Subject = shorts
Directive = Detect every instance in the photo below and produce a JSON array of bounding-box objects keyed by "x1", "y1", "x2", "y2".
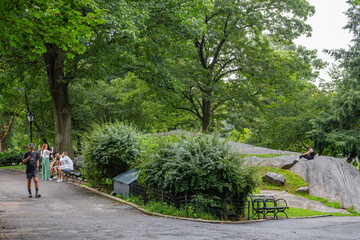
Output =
[
  {"x1": 26, "y1": 169, "x2": 39, "y2": 179},
  {"x1": 60, "y1": 168, "x2": 72, "y2": 173}
]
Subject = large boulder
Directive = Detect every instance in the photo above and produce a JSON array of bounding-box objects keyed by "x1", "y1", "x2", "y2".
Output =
[
  {"x1": 243, "y1": 155, "x2": 298, "y2": 169},
  {"x1": 290, "y1": 156, "x2": 360, "y2": 212},
  {"x1": 262, "y1": 172, "x2": 286, "y2": 186}
]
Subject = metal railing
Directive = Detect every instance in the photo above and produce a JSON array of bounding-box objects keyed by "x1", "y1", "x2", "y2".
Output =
[{"x1": 130, "y1": 182, "x2": 249, "y2": 221}]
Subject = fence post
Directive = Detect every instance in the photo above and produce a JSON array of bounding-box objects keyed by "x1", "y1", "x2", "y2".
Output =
[
  {"x1": 185, "y1": 195, "x2": 188, "y2": 218},
  {"x1": 161, "y1": 191, "x2": 164, "y2": 201},
  {"x1": 248, "y1": 200, "x2": 250, "y2": 220}
]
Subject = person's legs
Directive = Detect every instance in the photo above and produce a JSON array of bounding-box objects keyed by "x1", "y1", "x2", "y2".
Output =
[
  {"x1": 27, "y1": 178, "x2": 32, "y2": 197},
  {"x1": 303, "y1": 155, "x2": 313, "y2": 160},
  {"x1": 58, "y1": 168, "x2": 63, "y2": 182},
  {"x1": 42, "y1": 157, "x2": 51, "y2": 180},
  {"x1": 50, "y1": 161, "x2": 55, "y2": 177},
  {"x1": 33, "y1": 177, "x2": 41, "y2": 198}
]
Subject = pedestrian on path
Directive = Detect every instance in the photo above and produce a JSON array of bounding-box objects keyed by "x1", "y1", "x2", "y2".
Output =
[
  {"x1": 41, "y1": 143, "x2": 52, "y2": 180},
  {"x1": 22, "y1": 142, "x2": 41, "y2": 198}
]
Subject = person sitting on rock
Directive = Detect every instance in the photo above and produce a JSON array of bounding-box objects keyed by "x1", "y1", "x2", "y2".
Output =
[{"x1": 294, "y1": 146, "x2": 316, "y2": 163}]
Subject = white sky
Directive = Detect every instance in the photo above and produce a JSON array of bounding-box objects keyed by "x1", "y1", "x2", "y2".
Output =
[{"x1": 294, "y1": 0, "x2": 353, "y2": 83}]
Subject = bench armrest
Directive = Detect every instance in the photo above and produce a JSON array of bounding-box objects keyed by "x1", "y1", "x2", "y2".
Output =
[{"x1": 275, "y1": 198, "x2": 288, "y2": 208}]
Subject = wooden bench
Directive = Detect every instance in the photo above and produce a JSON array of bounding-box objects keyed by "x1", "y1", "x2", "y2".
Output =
[
  {"x1": 250, "y1": 194, "x2": 289, "y2": 219},
  {"x1": 65, "y1": 161, "x2": 85, "y2": 184}
]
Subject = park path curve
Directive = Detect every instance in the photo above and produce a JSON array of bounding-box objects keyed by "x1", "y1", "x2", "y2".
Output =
[{"x1": 1, "y1": 169, "x2": 360, "y2": 239}]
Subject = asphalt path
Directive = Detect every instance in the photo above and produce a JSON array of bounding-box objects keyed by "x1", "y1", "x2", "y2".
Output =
[{"x1": 1, "y1": 169, "x2": 360, "y2": 240}]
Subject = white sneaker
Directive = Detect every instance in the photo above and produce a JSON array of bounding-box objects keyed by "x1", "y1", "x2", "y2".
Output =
[
  {"x1": 56, "y1": 179, "x2": 63, "y2": 183},
  {"x1": 53, "y1": 176, "x2": 58, "y2": 180}
]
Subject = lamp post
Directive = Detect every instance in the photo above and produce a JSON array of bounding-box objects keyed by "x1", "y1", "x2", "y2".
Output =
[{"x1": 26, "y1": 111, "x2": 35, "y2": 143}]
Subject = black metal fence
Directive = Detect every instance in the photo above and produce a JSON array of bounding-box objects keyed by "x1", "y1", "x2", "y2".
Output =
[{"x1": 129, "y1": 182, "x2": 249, "y2": 221}]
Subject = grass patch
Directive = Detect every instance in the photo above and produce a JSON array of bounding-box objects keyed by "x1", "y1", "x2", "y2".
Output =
[
  {"x1": 286, "y1": 207, "x2": 334, "y2": 217},
  {"x1": 125, "y1": 196, "x2": 219, "y2": 220},
  {"x1": 296, "y1": 193, "x2": 342, "y2": 209},
  {"x1": 253, "y1": 166, "x2": 307, "y2": 193},
  {"x1": 0, "y1": 164, "x2": 26, "y2": 171}
]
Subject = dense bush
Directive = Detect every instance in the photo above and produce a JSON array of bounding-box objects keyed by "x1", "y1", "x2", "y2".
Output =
[
  {"x1": 137, "y1": 133, "x2": 256, "y2": 217},
  {"x1": 0, "y1": 151, "x2": 23, "y2": 166},
  {"x1": 83, "y1": 121, "x2": 142, "y2": 186}
]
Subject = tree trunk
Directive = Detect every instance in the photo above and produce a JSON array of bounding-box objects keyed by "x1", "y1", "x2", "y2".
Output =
[
  {"x1": 43, "y1": 44, "x2": 74, "y2": 158},
  {"x1": 202, "y1": 99, "x2": 211, "y2": 132},
  {"x1": 0, "y1": 116, "x2": 14, "y2": 152},
  {"x1": 0, "y1": 140, "x2": 5, "y2": 152}
]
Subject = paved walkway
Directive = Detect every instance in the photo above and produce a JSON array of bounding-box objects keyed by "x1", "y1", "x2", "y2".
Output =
[{"x1": 1, "y1": 169, "x2": 360, "y2": 240}]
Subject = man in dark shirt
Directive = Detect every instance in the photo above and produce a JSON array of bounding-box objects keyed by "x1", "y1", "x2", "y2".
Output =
[
  {"x1": 294, "y1": 146, "x2": 316, "y2": 163},
  {"x1": 23, "y1": 142, "x2": 41, "y2": 198}
]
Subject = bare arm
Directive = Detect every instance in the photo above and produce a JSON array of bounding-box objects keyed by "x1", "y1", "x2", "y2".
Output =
[
  {"x1": 22, "y1": 154, "x2": 31, "y2": 164},
  {"x1": 300, "y1": 149, "x2": 313, "y2": 157}
]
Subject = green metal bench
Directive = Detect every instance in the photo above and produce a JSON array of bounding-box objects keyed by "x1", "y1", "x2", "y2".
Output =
[
  {"x1": 65, "y1": 161, "x2": 85, "y2": 184},
  {"x1": 250, "y1": 194, "x2": 289, "y2": 219}
]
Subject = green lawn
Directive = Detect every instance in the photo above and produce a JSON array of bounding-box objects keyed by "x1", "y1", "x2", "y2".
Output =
[{"x1": 0, "y1": 164, "x2": 26, "y2": 171}]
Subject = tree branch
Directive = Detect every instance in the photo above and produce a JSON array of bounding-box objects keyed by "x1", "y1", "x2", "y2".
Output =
[{"x1": 209, "y1": 12, "x2": 231, "y2": 70}]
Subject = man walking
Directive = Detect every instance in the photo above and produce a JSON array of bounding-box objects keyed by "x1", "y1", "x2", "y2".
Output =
[{"x1": 22, "y1": 143, "x2": 41, "y2": 198}]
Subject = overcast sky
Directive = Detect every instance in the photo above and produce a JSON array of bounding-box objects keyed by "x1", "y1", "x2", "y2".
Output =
[{"x1": 294, "y1": 0, "x2": 353, "y2": 83}]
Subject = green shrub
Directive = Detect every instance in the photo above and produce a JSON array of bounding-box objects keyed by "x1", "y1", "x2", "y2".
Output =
[
  {"x1": 137, "y1": 133, "x2": 256, "y2": 217},
  {"x1": 83, "y1": 121, "x2": 142, "y2": 186},
  {"x1": 0, "y1": 151, "x2": 23, "y2": 166}
]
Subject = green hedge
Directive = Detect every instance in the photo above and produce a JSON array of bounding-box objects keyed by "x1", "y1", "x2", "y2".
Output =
[
  {"x1": 0, "y1": 151, "x2": 23, "y2": 166},
  {"x1": 83, "y1": 121, "x2": 142, "y2": 186},
  {"x1": 137, "y1": 133, "x2": 256, "y2": 217}
]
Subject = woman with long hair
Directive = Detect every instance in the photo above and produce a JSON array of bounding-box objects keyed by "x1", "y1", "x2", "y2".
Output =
[{"x1": 40, "y1": 143, "x2": 52, "y2": 180}]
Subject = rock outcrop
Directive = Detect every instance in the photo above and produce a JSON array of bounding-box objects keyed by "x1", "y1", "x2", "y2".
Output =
[
  {"x1": 227, "y1": 141, "x2": 360, "y2": 212},
  {"x1": 290, "y1": 156, "x2": 360, "y2": 212}
]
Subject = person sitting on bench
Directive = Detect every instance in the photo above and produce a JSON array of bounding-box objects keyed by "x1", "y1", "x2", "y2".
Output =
[
  {"x1": 57, "y1": 152, "x2": 73, "y2": 182},
  {"x1": 294, "y1": 146, "x2": 316, "y2": 163}
]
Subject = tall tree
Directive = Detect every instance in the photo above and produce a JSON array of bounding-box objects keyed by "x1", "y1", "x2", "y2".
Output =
[
  {"x1": 309, "y1": 2, "x2": 360, "y2": 162},
  {"x1": 139, "y1": 0, "x2": 316, "y2": 132},
  {"x1": 0, "y1": 0, "x2": 104, "y2": 156},
  {"x1": 1, "y1": 0, "x2": 210, "y2": 156}
]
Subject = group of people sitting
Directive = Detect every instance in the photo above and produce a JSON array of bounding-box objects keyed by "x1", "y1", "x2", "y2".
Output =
[{"x1": 39, "y1": 143, "x2": 73, "y2": 182}]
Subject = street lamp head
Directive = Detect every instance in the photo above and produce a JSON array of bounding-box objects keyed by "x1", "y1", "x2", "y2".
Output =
[{"x1": 26, "y1": 111, "x2": 35, "y2": 123}]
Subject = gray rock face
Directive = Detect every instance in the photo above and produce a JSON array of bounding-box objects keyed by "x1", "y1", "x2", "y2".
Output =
[
  {"x1": 262, "y1": 172, "x2": 286, "y2": 186},
  {"x1": 243, "y1": 152, "x2": 360, "y2": 212},
  {"x1": 243, "y1": 155, "x2": 299, "y2": 169},
  {"x1": 296, "y1": 187, "x2": 309, "y2": 193},
  {"x1": 227, "y1": 142, "x2": 298, "y2": 155},
  {"x1": 290, "y1": 156, "x2": 360, "y2": 212}
]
